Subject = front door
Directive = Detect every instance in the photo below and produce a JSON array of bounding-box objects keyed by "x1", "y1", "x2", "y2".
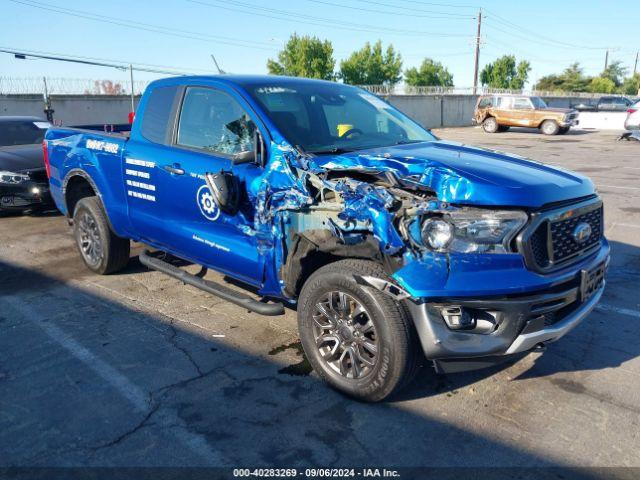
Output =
[{"x1": 126, "y1": 84, "x2": 265, "y2": 287}]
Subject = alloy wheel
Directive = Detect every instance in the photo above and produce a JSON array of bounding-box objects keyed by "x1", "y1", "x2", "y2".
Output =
[
  {"x1": 312, "y1": 291, "x2": 378, "y2": 379},
  {"x1": 77, "y1": 211, "x2": 103, "y2": 266}
]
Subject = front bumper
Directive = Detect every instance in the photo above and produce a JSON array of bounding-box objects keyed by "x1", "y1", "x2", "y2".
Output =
[
  {"x1": 559, "y1": 118, "x2": 579, "y2": 127},
  {"x1": 402, "y1": 243, "x2": 609, "y2": 368},
  {"x1": 0, "y1": 181, "x2": 52, "y2": 211}
]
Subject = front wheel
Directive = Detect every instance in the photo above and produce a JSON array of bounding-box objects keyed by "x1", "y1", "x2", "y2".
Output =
[
  {"x1": 73, "y1": 196, "x2": 130, "y2": 275},
  {"x1": 297, "y1": 259, "x2": 421, "y2": 402},
  {"x1": 482, "y1": 117, "x2": 499, "y2": 133},
  {"x1": 540, "y1": 120, "x2": 560, "y2": 135}
]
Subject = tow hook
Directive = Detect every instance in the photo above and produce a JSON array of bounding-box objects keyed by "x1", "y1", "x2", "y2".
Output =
[{"x1": 533, "y1": 343, "x2": 547, "y2": 352}]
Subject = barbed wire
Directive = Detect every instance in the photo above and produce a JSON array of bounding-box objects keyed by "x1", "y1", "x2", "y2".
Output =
[
  {"x1": 0, "y1": 76, "x2": 604, "y2": 98},
  {"x1": 0, "y1": 77, "x2": 151, "y2": 95}
]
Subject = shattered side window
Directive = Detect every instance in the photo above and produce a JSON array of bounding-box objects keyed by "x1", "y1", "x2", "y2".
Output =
[{"x1": 177, "y1": 87, "x2": 255, "y2": 156}]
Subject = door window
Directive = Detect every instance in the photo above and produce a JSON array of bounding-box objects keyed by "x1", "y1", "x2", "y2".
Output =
[
  {"x1": 513, "y1": 98, "x2": 532, "y2": 110},
  {"x1": 177, "y1": 87, "x2": 255, "y2": 156}
]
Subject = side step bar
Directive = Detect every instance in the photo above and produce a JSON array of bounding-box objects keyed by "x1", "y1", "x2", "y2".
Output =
[{"x1": 139, "y1": 250, "x2": 285, "y2": 316}]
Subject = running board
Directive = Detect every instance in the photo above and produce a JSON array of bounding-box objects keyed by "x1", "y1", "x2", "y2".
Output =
[{"x1": 139, "y1": 250, "x2": 285, "y2": 316}]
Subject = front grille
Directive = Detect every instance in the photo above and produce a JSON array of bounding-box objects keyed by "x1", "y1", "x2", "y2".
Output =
[
  {"x1": 529, "y1": 223, "x2": 550, "y2": 267},
  {"x1": 521, "y1": 199, "x2": 603, "y2": 272},
  {"x1": 550, "y1": 206, "x2": 602, "y2": 263}
]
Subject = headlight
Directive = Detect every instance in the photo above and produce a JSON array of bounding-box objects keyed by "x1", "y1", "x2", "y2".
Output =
[
  {"x1": 0, "y1": 171, "x2": 30, "y2": 185},
  {"x1": 421, "y1": 209, "x2": 528, "y2": 254},
  {"x1": 421, "y1": 218, "x2": 454, "y2": 250}
]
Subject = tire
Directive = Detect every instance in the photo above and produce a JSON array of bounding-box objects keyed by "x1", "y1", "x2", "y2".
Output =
[
  {"x1": 298, "y1": 259, "x2": 421, "y2": 402},
  {"x1": 482, "y1": 117, "x2": 499, "y2": 133},
  {"x1": 540, "y1": 120, "x2": 560, "y2": 135},
  {"x1": 73, "y1": 196, "x2": 130, "y2": 275},
  {"x1": 497, "y1": 125, "x2": 511, "y2": 132},
  {"x1": 558, "y1": 126, "x2": 570, "y2": 135}
]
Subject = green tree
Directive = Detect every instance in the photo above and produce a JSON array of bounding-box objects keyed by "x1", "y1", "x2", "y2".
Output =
[
  {"x1": 340, "y1": 41, "x2": 403, "y2": 86},
  {"x1": 480, "y1": 55, "x2": 531, "y2": 89},
  {"x1": 587, "y1": 76, "x2": 616, "y2": 93},
  {"x1": 536, "y1": 63, "x2": 591, "y2": 92},
  {"x1": 404, "y1": 58, "x2": 453, "y2": 87},
  {"x1": 601, "y1": 60, "x2": 627, "y2": 87},
  {"x1": 267, "y1": 33, "x2": 335, "y2": 80},
  {"x1": 620, "y1": 73, "x2": 640, "y2": 96}
]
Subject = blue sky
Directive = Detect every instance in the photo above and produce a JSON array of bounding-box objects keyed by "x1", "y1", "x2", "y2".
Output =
[{"x1": 0, "y1": 0, "x2": 637, "y2": 88}]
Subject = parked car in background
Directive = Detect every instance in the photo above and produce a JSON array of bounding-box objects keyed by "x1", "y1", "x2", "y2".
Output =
[
  {"x1": 572, "y1": 96, "x2": 634, "y2": 112},
  {"x1": 474, "y1": 95, "x2": 579, "y2": 135},
  {"x1": 45, "y1": 76, "x2": 608, "y2": 401},
  {"x1": 624, "y1": 99, "x2": 640, "y2": 130},
  {"x1": 0, "y1": 116, "x2": 55, "y2": 214}
]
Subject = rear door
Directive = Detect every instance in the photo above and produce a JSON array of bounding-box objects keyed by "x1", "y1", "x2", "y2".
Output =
[{"x1": 510, "y1": 97, "x2": 536, "y2": 127}]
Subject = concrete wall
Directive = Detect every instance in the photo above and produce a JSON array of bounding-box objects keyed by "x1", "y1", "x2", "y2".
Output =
[
  {"x1": 0, "y1": 93, "x2": 620, "y2": 130},
  {"x1": 0, "y1": 94, "x2": 140, "y2": 125},
  {"x1": 384, "y1": 94, "x2": 479, "y2": 129}
]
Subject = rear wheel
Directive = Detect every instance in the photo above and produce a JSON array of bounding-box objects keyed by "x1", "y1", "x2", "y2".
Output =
[
  {"x1": 540, "y1": 120, "x2": 560, "y2": 135},
  {"x1": 73, "y1": 197, "x2": 130, "y2": 275},
  {"x1": 482, "y1": 117, "x2": 499, "y2": 133},
  {"x1": 298, "y1": 259, "x2": 421, "y2": 402}
]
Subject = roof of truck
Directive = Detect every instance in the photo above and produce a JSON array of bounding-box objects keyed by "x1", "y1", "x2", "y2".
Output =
[{"x1": 148, "y1": 74, "x2": 345, "y2": 89}]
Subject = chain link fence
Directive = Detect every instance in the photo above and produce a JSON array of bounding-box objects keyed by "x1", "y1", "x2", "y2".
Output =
[{"x1": 358, "y1": 84, "x2": 603, "y2": 98}]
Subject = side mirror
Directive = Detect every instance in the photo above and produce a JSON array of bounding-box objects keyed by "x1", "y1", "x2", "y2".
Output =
[
  {"x1": 204, "y1": 171, "x2": 240, "y2": 215},
  {"x1": 254, "y1": 129, "x2": 266, "y2": 168},
  {"x1": 231, "y1": 130, "x2": 266, "y2": 166}
]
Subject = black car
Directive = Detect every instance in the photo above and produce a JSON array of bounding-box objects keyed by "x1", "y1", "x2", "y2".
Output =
[
  {"x1": 0, "y1": 116, "x2": 55, "y2": 213},
  {"x1": 572, "y1": 96, "x2": 634, "y2": 112}
]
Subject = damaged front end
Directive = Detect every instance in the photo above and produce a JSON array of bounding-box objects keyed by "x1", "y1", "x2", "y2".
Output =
[{"x1": 248, "y1": 138, "x2": 608, "y2": 370}]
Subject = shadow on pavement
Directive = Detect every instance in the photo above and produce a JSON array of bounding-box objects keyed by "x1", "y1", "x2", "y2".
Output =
[{"x1": 0, "y1": 253, "x2": 635, "y2": 477}]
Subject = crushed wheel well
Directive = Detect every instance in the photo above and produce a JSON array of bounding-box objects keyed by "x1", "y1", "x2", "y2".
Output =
[
  {"x1": 281, "y1": 230, "x2": 385, "y2": 298},
  {"x1": 65, "y1": 175, "x2": 96, "y2": 217}
]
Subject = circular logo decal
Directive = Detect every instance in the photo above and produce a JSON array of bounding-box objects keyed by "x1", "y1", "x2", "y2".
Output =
[{"x1": 196, "y1": 185, "x2": 220, "y2": 221}]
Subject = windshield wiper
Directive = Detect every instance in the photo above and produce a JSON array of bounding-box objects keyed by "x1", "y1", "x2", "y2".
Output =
[
  {"x1": 307, "y1": 147, "x2": 357, "y2": 155},
  {"x1": 393, "y1": 139, "x2": 426, "y2": 146}
]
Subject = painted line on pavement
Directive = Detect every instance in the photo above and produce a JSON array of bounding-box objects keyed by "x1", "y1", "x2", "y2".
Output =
[
  {"x1": 597, "y1": 303, "x2": 640, "y2": 319},
  {"x1": 3, "y1": 295, "x2": 225, "y2": 465}
]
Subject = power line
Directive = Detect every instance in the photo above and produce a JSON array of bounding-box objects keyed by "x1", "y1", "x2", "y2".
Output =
[
  {"x1": 8, "y1": 0, "x2": 279, "y2": 51},
  {"x1": 390, "y1": 0, "x2": 477, "y2": 8},
  {"x1": 483, "y1": 8, "x2": 610, "y2": 51},
  {"x1": 304, "y1": 0, "x2": 475, "y2": 18},
  {"x1": 187, "y1": 0, "x2": 471, "y2": 37},
  {"x1": 0, "y1": 47, "x2": 205, "y2": 76}
]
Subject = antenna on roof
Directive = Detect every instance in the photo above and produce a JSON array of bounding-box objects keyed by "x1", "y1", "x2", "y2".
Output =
[{"x1": 210, "y1": 54, "x2": 225, "y2": 74}]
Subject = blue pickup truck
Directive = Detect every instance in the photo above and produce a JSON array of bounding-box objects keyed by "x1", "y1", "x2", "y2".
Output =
[{"x1": 44, "y1": 75, "x2": 609, "y2": 401}]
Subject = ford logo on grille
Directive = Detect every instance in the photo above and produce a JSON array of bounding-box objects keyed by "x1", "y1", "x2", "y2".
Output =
[{"x1": 572, "y1": 222, "x2": 592, "y2": 243}]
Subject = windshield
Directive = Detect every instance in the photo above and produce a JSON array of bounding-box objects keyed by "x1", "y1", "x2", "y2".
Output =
[
  {"x1": 530, "y1": 97, "x2": 547, "y2": 109},
  {"x1": 245, "y1": 82, "x2": 435, "y2": 154},
  {"x1": 0, "y1": 120, "x2": 50, "y2": 147}
]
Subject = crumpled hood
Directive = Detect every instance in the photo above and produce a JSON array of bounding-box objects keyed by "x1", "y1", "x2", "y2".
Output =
[
  {"x1": 310, "y1": 140, "x2": 595, "y2": 208},
  {"x1": 0, "y1": 144, "x2": 44, "y2": 173}
]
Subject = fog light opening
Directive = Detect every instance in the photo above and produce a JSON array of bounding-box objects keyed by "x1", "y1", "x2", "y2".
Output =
[
  {"x1": 440, "y1": 306, "x2": 498, "y2": 333},
  {"x1": 440, "y1": 306, "x2": 475, "y2": 330}
]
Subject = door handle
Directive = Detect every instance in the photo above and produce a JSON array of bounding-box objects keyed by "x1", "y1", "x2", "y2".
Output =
[{"x1": 163, "y1": 164, "x2": 185, "y2": 175}]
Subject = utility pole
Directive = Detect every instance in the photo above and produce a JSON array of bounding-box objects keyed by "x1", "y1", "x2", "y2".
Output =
[
  {"x1": 472, "y1": 8, "x2": 482, "y2": 95},
  {"x1": 634, "y1": 51, "x2": 638, "y2": 76},
  {"x1": 42, "y1": 76, "x2": 54, "y2": 122},
  {"x1": 604, "y1": 49, "x2": 609, "y2": 71},
  {"x1": 129, "y1": 64, "x2": 135, "y2": 113},
  {"x1": 128, "y1": 64, "x2": 136, "y2": 124}
]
